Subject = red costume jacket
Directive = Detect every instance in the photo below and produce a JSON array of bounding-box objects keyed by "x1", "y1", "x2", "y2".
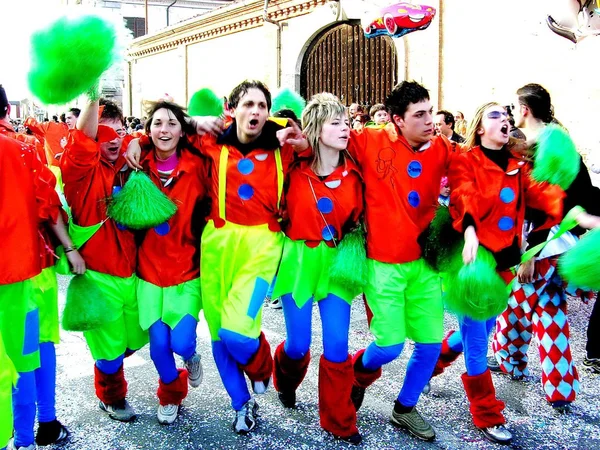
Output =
[
  {"x1": 448, "y1": 145, "x2": 564, "y2": 252},
  {"x1": 61, "y1": 130, "x2": 137, "y2": 278},
  {"x1": 282, "y1": 158, "x2": 363, "y2": 247},
  {"x1": 137, "y1": 148, "x2": 209, "y2": 287},
  {"x1": 24, "y1": 117, "x2": 68, "y2": 167},
  {"x1": 347, "y1": 125, "x2": 454, "y2": 264}
]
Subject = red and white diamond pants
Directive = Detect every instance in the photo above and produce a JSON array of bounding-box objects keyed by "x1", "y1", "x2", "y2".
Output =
[{"x1": 492, "y1": 257, "x2": 580, "y2": 403}]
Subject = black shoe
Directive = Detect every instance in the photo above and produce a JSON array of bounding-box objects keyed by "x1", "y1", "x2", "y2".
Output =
[
  {"x1": 35, "y1": 419, "x2": 70, "y2": 446},
  {"x1": 551, "y1": 401, "x2": 572, "y2": 414},
  {"x1": 351, "y1": 385, "x2": 366, "y2": 412},
  {"x1": 487, "y1": 355, "x2": 501, "y2": 372},
  {"x1": 278, "y1": 391, "x2": 296, "y2": 408},
  {"x1": 334, "y1": 432, "x2": 362, "y2": 445}
]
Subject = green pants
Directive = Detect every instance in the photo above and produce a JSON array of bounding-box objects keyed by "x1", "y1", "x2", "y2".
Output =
[
  {"x1": 201, "y1": 220, "x2": 283, "y2": 340},
  {"x1": 32, "y1": 267, "x2": 60, "y2": 344},
  {"x1": 82, "y1": 270, "x2": 148, "y2": 361},
  {"x1": 0, "y1": 333, "x2": 16, "y2": 449},
  {"x1": 365, "y1": 258, "x2": 444, "y2": 346},
  {"x1": 0, "y1": 280, "x2": 40, "y2": 372}
]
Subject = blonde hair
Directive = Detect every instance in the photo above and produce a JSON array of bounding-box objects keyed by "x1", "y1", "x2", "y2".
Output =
[
  {"x1": 463, "y1": 102, "x2": 501, "y2": 150},
  {"x1": 301, "y1": 93, "x2": 348, "y2": 172}
]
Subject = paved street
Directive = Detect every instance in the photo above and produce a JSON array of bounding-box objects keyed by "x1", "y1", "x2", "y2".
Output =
[{"x1": 52, "y1": 275, "x2": 600, "y2": 450}]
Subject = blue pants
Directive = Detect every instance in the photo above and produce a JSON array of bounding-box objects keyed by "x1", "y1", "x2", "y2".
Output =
[
  {"x1": 362, "y1": 340, "x2": 441, "y2": 407},
  {"x1": 448, "y1": 316, "x2": 496, "y2": 376},
  {"x1": 149, "y1": 315, "x2": 198, "y2": 384},
  {"x1": 35, "y1": 342, "x2": 56, "y2": 423},
  {"x1": 281, "y1": 293, "x2": 350, "y2": 363},
  {"x1": 13, "y1": 371, "x2": 36, "y2": 448}
]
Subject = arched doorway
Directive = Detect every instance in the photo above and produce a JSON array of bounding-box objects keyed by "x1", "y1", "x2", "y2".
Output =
[{"x1": 301, "y1": 22, "x2": 398, "y2": 106}]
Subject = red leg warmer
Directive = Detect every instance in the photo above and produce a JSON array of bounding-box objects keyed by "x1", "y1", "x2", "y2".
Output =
[
  {"x1": 461, "y1": 369, "x2": 506, "y2": 428},
  {"x1": 94, "y1": 364, "x2": 127, "y2": 405},
  {"x1": 319, "y1": 355, "x2": 359, "y2": 438},
  {"x1": 157, "y1": 369, "x2": 189, "y2": 406},
  {"x1": 352, "y1": 349, "x2": 382, "y2": 388},
  {"x1": 431, "y1": 330, "x2": 461, "y2": 377},
  {"x1": 273, "y1": 341, "x2": 311, "y2": 393},
  {"x1": 240, "y1": 332, "x2": 273, "y2": 382}
]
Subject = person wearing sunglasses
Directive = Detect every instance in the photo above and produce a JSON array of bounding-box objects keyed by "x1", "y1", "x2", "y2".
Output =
[
  {"x1": 492, "y1": 83, "x2": 600, "y2": 413},
  {"x1": 428, "y1": 102, "x2": 564, "y2": 444},
  {"x1": 270, "y1": 93, "x2": 364, "y2": 445}
]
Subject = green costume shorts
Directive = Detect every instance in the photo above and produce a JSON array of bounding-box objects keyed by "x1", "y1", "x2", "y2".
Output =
[
  {"x1": 272, "y1": 238, "x2": 356, "y2": 308},
  {"x1": 201, "y1": 220, "x2": 283, "y2": 341},
  {"x1": 0, "y1": 280, "x2": 40, "y2": 372},
  {"x1": 81, "y1": 270, "x2": 148, "y2": 361},
  {"x1": 137, "y1": 278, "x2": 202, "y2": 331},
  {"x1": 365, "y1": 258, "x2": 444, "y2": 346},
  {"x1": 0, "y1": 333, "x2": 17, "y2": 449},
  {"x1": 32, "y1": 267, "x2": 60, "y2": 344}
]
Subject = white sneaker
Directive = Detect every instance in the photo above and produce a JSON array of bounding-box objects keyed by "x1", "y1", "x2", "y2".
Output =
[
  {"x1": 157, "y1": 403, "x2": 179, "y2": 425},
  {"x1": 232, "y1": 398, "x2": 259, "y2": 434},
  {"x1": 7, "y1": 438, "x2": 36, "y2": 450},
  {"x1": 252, "y1": 377, "x2": 270, "y2": 395},
  {"x1": 185, "y1": 353, "x2": 203, "y2": 388}
]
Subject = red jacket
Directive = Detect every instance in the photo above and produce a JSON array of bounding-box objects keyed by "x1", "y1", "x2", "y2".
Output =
[
  {"x1": 283, "y1": 158, "x2": 363, "y2": 247},
  {"x1": 449, "y1": 145, "x2": 564, "y2": 252},
  {"x1": 61, "y1": 130, "x2": 137, "y2": 278},
  {"x1": 348, "y1": 125, "x2": 454, "y2": 264},
  {"x1": 24, "y1": 117, "x2": 68, "y2": 167},
  {"x1": 0, "y1": 121, "x2": 47, "y2": 165},
  {"x1": 137, "y1": 148, "x2": 209, "y2": 287},
  {"x1": 0, "y1": 134, "x2": 53, "y2": 284}
]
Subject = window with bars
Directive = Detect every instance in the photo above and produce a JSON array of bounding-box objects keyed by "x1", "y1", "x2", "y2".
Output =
[{"x1": 125, "y1": 17, "x2": 146, "y2": 39}]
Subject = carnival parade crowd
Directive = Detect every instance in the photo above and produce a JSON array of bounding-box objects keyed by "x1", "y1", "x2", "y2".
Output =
[{"x1": 1, "y1": 77, "x2": 600, "y2": 450}]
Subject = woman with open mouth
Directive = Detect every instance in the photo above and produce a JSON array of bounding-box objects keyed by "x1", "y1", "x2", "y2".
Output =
[
  {"x1": 429, "y1": 102, "x2": 564, "y2": 444},
  {"x1": 134, "y1": 101, "x2": 208, "y2": 426}
]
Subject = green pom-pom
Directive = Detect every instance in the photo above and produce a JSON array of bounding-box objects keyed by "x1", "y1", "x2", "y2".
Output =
[
  {"x1": 188, "y1": 88, "x2": 223, "y2": 117},
  {"x1": 107, "y1": 171, "x2": 177, "y2": 229},
  {"x1": 421, "y1": 206, "x2": 463, "y2": 272},
  {"x1": 444, "y1": 247, "x2": 509, "y2": 321},
  {"x1": 559, "y1": 228, "x2": 600, "y2": 290},
  {"x1": 28, "y1": 15, "x2": 119, "y2": 104},
  {"x1": 533, "y1": 124, "x2": 580, "y2": 190},
  {"x1": 330, "y1": 225, "x2": 367, "y2": 294},
  {"x1": 62, "y1": 275, "x2": 111, "y2": 331},
  {"x1": 271, "y1": 88, "x2": 306, "y2": 119}
]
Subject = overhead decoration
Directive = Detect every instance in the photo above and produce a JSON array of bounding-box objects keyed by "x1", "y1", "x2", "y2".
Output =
[
  {"x1": 547, "y1": 0, "x2": 600, "y2": 43},
  {"x1": 362, "y1": 3, "x2": 436, "y2": 39}
]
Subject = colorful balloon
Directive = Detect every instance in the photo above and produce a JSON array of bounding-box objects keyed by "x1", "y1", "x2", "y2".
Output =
[
  {"x1": 547, "y1": 0, "x2": 600, "y2": 43},
  {"x1": 362, "y1": 3, "x2": 436, "y2": 39}
]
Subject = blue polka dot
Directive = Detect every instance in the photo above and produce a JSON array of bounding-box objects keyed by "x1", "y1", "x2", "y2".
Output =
[
  {"x1": 322, "y1": 225, "x2": 338, "y2": 241},
  {"x1": 408, "y1": 191, "x2": 420, "y2": 207},
  {"x1": 407, "y1": 160, "x2": 423, "y2": 178},
  {"x1": 112, "y1": 186, "x2": 122, "y2": 195},
  {"x1": 154, "y1": 222, "x2": 170, "y2": 236},
  {"x1": 498, "y1": 216, "x2": 514, "y2": 231},
  {"x1": 317, "y1": 197, "x2": 334, "y2": 214},
  {"x1": 116, "y1": 222, "x2": 127, "y2": 231},
  {"x1": 238, "y1": 184, "x2": 254, "y2": 200},
  {"x1": 500, "y1": 187, "x2": 515, "y2": 204},
  {"x1": 237, "y1": 158, "x2": 254, "y2": 175}
]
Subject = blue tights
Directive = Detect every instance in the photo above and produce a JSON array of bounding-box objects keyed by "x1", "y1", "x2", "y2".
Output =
[
  {"x1": 282, "y1": 293, "x2": 350, "y2": 363},
  {"x1": 362, "y1": 340, "x2": 441, "y2": 408},
  {"x1": 447, "y1": 316, "x2": 496, "y2": 376},
  {"x1": 149, "y1": 315, "x2": 198, "y2": 384}
]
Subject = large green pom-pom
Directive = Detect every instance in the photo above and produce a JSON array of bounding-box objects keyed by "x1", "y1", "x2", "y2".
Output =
[
  {"x1": 330, "y1": 225, "x2": 367, "y2": 294},
  {"x1": 188, "y1": 88, "x2": 224, "y2": 117},
  {"x1": 420, "y1": 206, "x2": 463, "y2": 272},
  {"x1": 559, "y1": 228, "x2": 600, "y2": 289},
  {"x1": 107, "y1": 171, "x2": 177, "y2": 229},
  {"x1": 28, "y1": 15, "x2": 119, "y2": 104},
  {"x1": 62, "y1": 275, "x2": 111, "y2": 331},
  {"x1": 533, "y1": 124, "x2": 580, "y2": 190},
  {"x1": 444, "y1": 247, "x2": 509, "y2": 321},
  {"x1": 271, "y1": 88, "x2": 306, "y2": 119}
]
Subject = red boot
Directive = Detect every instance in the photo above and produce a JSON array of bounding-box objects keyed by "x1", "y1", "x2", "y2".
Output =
[
  {"x1": 431, "y1": 330, "x2": 461, "y2": 377},
  {"x1": 240, "y1": 332, "x2": 273, "y2": 394},
  {"x1": 461, "y1": 369, "x2": 506, "y2": 428},
  {"x1": 273, "y1": 342, "x2": 310, "y2": 407},
  {"x1": 157, "y1": 369, "x2": 189, "y2": 406},
  {"x1": 94, "y1": 364, "x2": 127, "y2": 405},
  {"x1": 351, "y1": 349, "x2": 382, "y2": 412},
  {"x1": 319, "y1": 355, "x2": 361, "y2": 444}
]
